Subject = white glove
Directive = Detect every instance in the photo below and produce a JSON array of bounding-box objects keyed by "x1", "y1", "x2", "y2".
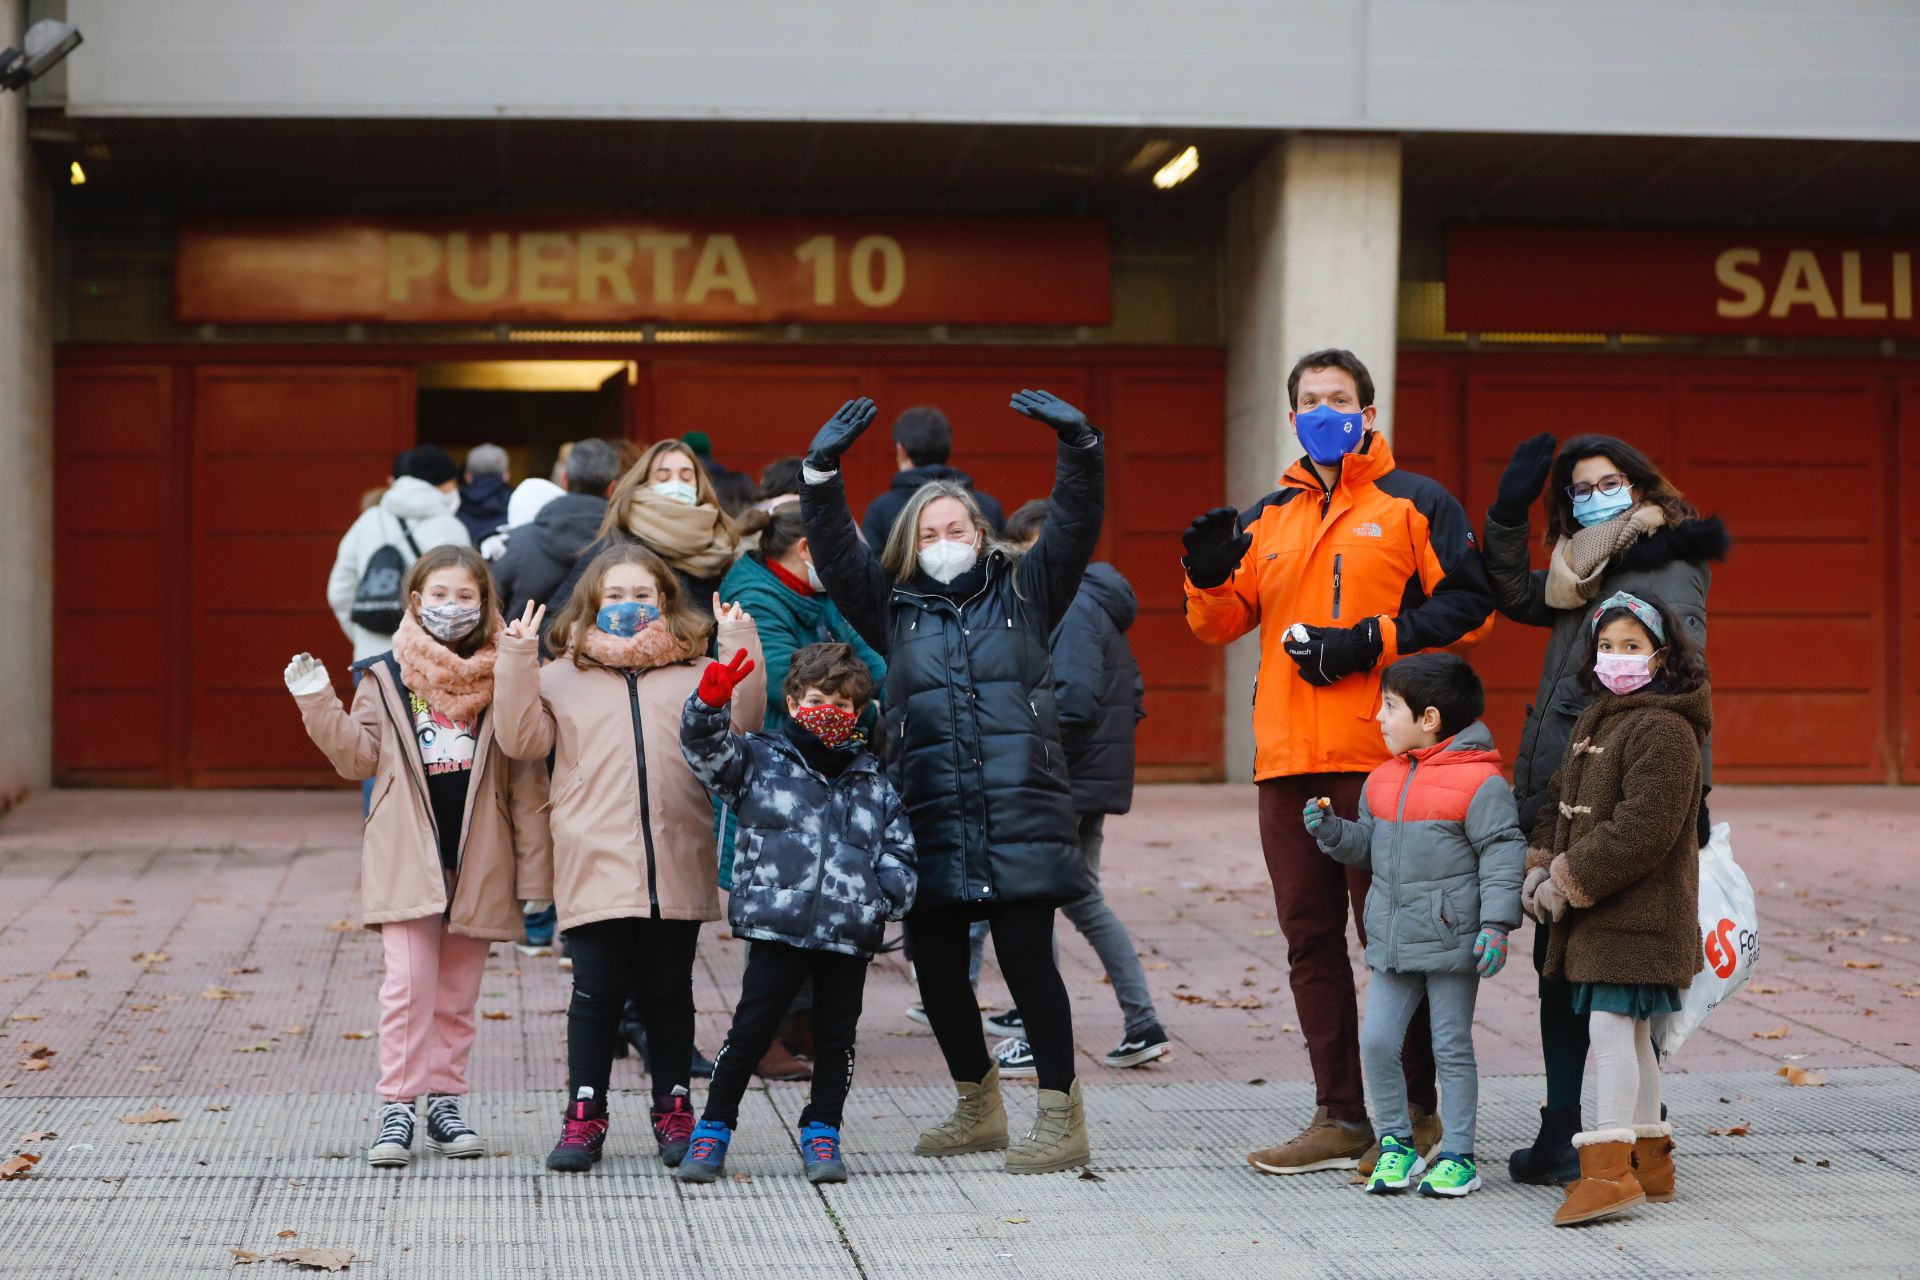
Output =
[
  {"x1": 284, "y1": 653, "x2": 331, "y2": 697},
  {"x1": 1521, "y1": 866, "x2": 1550, "y2": 920},
  {"x1": 1534, "y1": 875, "x2": 1569, "y2": 922},
  {"x1": 522, "y1": 900, "x2": 553, "y2": 914}
]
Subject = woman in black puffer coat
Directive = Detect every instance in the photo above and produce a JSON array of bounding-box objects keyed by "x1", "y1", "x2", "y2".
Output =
[
  {"x1": 799, "y1": 391, "x2": 1103, "y2": 1175},
  {"x1": 1483, "y1": 431, "x2": 1729, "y2": 1187}
]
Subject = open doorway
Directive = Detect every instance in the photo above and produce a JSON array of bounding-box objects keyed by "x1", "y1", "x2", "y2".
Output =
[{"x1": 416, "y1": 359, "x2": 632, "y2": 485}]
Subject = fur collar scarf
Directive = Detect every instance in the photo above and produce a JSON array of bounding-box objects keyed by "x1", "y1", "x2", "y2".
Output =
[
  {"x1": 391, "y1": 612, "x2": 499, "y2": 723},
  {"x1": 1612, "y1": 515, "x2": 1732, "y2": 574},
  {"x1": 578, "y1": 621, "x2": 702, "y2": 671}
]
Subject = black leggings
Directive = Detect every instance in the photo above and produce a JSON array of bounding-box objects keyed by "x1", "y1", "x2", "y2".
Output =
[
  {"x1": 704, "y1": 941, "x2": 868, "y2": 1130},
  {"x1": 1533, "y1": 920, "x2": 1590, "y2": 1111},
  {"x1": 909, "y1": 901, "x2": 1076, "y2": 1093},
  {"x1": 564, "y1": 917, "x2": 702, "y2": 1106}
]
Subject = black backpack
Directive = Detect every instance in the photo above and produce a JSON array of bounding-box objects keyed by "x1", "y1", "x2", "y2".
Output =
[{"x1": 348, "y1": 513, "x2": 423, "y2": 634}]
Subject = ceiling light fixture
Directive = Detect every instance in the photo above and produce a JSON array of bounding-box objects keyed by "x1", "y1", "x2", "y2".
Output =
[
  {"x1": 68, "y1": 160, "x2": 85, "y2": 186},
  {"x1": 1152, "y1": 145, "x2": 1199, "y2": 190}
]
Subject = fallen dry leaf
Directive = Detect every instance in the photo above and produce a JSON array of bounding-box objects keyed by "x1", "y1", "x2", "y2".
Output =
[
  {"x1": 1078, "y1": 1169, "x2": 1105, "y2": 1182},
  {"x1": 1844, "y1": 960, "x2": 1883, "y2": 970},
  {"x1": 1171, "y1": 991, "x2": 1208, "y2": 1005},
  {"x1": 1777, "y1": 1066, "x2": 1827, "y2": 1087},
  {"x1": 19, "y1": 1060, "x2": 48, "y2": 1073},
  {"x1": 132, "y1": 951, "x2": 170, "y2": 967},
  {"x1": 47, "y1": 970, "x2": 87, "y2": 980},
  {"x1": 1004, "y1": 1216, "x2": 1028, "y2": 1224},
  {"x1": 119, "y1": 1106, "x2": 181, "y2": 1124},
  {"x1": 201, "y1": 986, "x2": 239, "y2": 1001},
  {"x1": 206, "y1": 1104, "x2": 232, "y2": 1112},
  {"x1": 340, "y1": 1031, "x2": 372, "y2": 1041},
  {"x1": 231, "y1": 966, "x2": 262, "y2": 975},
  {"x1": 20, "y1": 1045, "x2": 52, "y2": 1059},
  {"x1": 264, "y1": 1247, "x2": 357, "y2": 1271},
  {"x1": 730, "y1": 1172, "x2": 752, "y2": 1184},
  {"x1": 1143, "y1": 962, "x2": 1170, "y2": 971},
  {"x1": 1753, "y1": 1025, "x2": 1790, "y2": 1040},
  {"x1": 134, "y1": 1064, "x2": 161, "y2": 1073},
  {"x1": 235, "y1": 1042, "x2": 275, "y2": 1054},
  {"x1": 325, "y1": 920, "x2": 356, "y2": 933},
  {"x1": 231, "y1": 1249, "x2": 266, "y2": 1264},
  {"x1": 481, "y1": 1011, "x2": 512, "y2": 1021},
  {"x1": 1749, "y1": 984, "x2": 1784, "y2": 995},
  {"x1": 1707, "y1": 1125, "x2": 1750, "y2": 1136},
  {"x1": 1279, "y1": 1023, "x2": 1298, "y2": 1033},
  {"x1": 1881, "y1": 935, "x2": 1912, "y2": 944},
  {"x1": 128, "y1": 1004, "x2": 158, "y2": 1013},
  {"x1": 1, "y1": 1153, "x2": 41, "y2": 1180},
  {"x1": 282, "y1": 1026, "x2": 307, "y2": 1037},
  {"x1": 1212, "y1": 995, "x2": 1266, "y2": 1010},
  {"x1": 8, "y1": 1013, "x2": 41, "y2": 1022},
  {"x1": 20, "y1": 1130, "x2": 55, "y2": 1142},
  {"x1": 1252, "y1": 929, "x2": 1277, "y2": 938},
  {"x1": 278, "y1": 1230, "x2": 298, "y2": 1240}
]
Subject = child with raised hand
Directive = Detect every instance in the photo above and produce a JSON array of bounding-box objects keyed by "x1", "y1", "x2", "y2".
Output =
[
  {"x1": 492, "y1": 544, "x2": 764, "y2": 1174},
  {"x1": 285, "y1": 545, "x2": 550, "y2": 1170},
  {"x1": 1526, "y1": 590, "x2": 1710, "y2": 1227},
  {"x1": 1305, "y1": 652, "x2": 1525, "y2": 1199},
  {"x1": 674, "y1": 641, "x2": 917, "y2": 1185}
]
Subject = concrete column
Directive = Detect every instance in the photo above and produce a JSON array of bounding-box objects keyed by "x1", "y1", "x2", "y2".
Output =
[
  {"x1": 0, "y1": 0, "x2": 54, "y2": 808},
  {"x1": 1218, "y1": 132, "x2": 1401, "y2": 779}
]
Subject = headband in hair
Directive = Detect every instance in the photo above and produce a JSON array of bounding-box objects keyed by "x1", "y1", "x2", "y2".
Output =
[{"x1": 1590, "y1": 591, "x2": 1665, "y2": 643}]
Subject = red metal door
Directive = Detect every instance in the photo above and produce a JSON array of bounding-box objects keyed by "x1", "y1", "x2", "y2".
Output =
[
  {"x1": 187, "y1": 365, "x2": 415, "y2": 786},
  {"x1": 1901, "y1": 378, "x2": 1920, "y2": 783},
  {"x1": 53, "y1": 365, "x2": 185, "y2": 785}
]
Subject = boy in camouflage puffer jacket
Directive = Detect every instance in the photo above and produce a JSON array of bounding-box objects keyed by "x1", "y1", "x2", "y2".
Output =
[{"x1": 676, "y1": 641, "x2": 916, "y2": 1185}]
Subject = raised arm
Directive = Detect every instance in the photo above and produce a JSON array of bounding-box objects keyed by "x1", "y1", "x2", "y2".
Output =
[
  {"x1": 493, "y1": 603, "x2": 558, "y2": 761},
  {"x1": 1008, "y1": 390, "x2": 1105, "y2": 630},
  {"x1": 287, "y1": 653, "x2": 381, "y2": 780},
  {"x1": 679, "y1": 686, "x2": 752, "y2": 804},
  {"x1": 1481, "y1": 433, "x2": 1559, "y2": 628},
  {"x1": 799, "y1": 398, "x2": 893, "y2": 654},
  {"x1": 1181, "y1": 505, "x2": 1260, "y2": 646}
]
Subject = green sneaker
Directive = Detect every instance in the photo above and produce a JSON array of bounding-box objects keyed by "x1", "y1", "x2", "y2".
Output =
[
  {"x1": 1365, "y1": 1137, "x2": 1426, "y2": 1195},
  {"x1": 1417, "y1": 1152, "x2": 1482, "y2": 1198}
]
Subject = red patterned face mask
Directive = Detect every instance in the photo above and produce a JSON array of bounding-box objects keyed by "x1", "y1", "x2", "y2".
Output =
[{"x1": 791, "y1": 703, "x2": 859, "y2": 749}]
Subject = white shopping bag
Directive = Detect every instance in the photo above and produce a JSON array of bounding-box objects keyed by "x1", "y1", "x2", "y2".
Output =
[{"x1": 1652, "y1": 823, "x2": 1758, "y2": 1057}]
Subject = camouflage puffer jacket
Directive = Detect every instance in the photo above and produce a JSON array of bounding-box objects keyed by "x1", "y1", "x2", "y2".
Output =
[{"x1": 680, "y1": 692, "x2": 916, "y2": 959}]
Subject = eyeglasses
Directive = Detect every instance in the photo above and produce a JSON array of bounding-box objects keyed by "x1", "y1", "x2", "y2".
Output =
[{"x1": 1566, "y1": 473, "x2": 1630, "y2": 502}]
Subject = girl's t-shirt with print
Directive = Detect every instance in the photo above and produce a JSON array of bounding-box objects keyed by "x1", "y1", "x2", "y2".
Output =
[{"x1": 412, "y1": 693, "x2": 475, "y2": 869}]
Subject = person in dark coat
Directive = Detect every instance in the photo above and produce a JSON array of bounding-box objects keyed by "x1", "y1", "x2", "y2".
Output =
[
  {"x1": 860, "y1": 405, "x2": 1006, "y2": 548},
  {"x1": 800, "y1": 390, "x2": 1102, "y2": 1175},
  {"x1": 986, "y1": 501, "x2": 1167, "y2": 1078},
  {"x1": 492, "y1": 438, "x2": 621, "y2": 621},
  {"x1": 456, "y1": 443, "x2": 513, "y2": 546},
  {"x1": 1482, "y1": 431, "x2": 1728, "y2": 1187}
]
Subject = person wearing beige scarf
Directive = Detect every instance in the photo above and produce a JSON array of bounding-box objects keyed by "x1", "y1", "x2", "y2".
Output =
[
  {"x1": 621, "y1": 486, "x2": 738, "y2": 581},
  {"x1": 1543, "y1": 504, "x2": 1667, "y2": 609}
]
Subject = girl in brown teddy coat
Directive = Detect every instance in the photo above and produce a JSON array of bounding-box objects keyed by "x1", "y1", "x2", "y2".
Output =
[{"x1": 1523, "y1": 590, "x2": 1710, "y2": 1227}]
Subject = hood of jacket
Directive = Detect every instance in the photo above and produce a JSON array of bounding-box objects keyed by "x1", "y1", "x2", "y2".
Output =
[
  {"x1": 461, "y1": 473, "x2": 511, "y2": 516},
  {"x1": 1586, "y1": 678, "x2": 1714, "y2": 743},
  {"x1": 891, "y1": 463, "x2": 977, "y2": 496},
  {"x1": 528, "y1": 492, "x2": 608, "y2": 563},
  {"x1": 1076, "y1": 562, "x2": 1137, "y2": 633},
  {"x1": 1611, "y1": 514, "x2": 1732, "y2": 575},
  {"x1": 381, "y1": 475, "x2": 459, "y2": 521},
  {"x1": 1407, "y1": 718, "x2": 1503, "y2": 771}
]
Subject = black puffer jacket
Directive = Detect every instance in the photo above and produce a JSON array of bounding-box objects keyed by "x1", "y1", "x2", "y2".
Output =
[
  {"x1": 1049, "y1": 562, "x2": 1144, "y2": 815},
  {"x1": 680, "y1": 693, "x2": 916, "y2": 959},
  {"x1": 492, "y1": 493, "x2": 607, "y2": 620},
  {"x1": 860, "y1": 464, "x2": 1006, "y2": 550},
  {"x1": 1482, "y1": 510, "x2": 1729, "y2": 835},
  {"x1": 803, "y1": 435, "x2": 1104, "y2": 912}
]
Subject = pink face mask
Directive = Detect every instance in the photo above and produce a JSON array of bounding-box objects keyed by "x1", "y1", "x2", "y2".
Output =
[{"x1": 1594, "y1": 652, "x2": 1656, "y2": 695}]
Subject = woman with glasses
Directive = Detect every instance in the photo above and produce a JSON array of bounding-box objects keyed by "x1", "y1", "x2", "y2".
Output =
[{"x1": 1480, "y1": 433, "x2": 1729, "y2": 1188}]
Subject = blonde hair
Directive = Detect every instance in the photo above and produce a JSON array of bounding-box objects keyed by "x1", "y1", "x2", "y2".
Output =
[
  {"x1": 596, "y1": 439, "x2": 735, "y2": 545},
  {"x1": 404, "y1": 545, "x2": 503, "y2": 657},
  {"x1": 546, "y1": 542, "x2": 714, "y2": 669},
  {"x1": 880, "y1": 480, "x2": 1021, "y2": 584}
]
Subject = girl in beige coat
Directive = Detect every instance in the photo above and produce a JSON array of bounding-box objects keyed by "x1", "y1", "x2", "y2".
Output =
[
  {"x1": 494, "y1": 543, "x2": 764, "y2": 1173},
  {"x1": 286, "y1": 545, "x2": 550, "y2": 1170}
]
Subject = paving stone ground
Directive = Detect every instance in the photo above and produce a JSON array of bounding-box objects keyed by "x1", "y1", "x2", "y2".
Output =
[{"x1": 1, "y1": 784, "x2": 1916, "y2": 1277}]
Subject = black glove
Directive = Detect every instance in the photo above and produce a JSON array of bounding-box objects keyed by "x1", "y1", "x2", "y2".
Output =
[
  {"x1": 1181, "y1": 507, "x2": 1250, "y2": 590},
  {"x1": 1283, "y1": 618, "x2": 1384, "y2": 687},
  {"x1": 806, "y1": 397, "x2": 878, "y2": 473},
  {"x1": 1490, "y1": 432, "x2": 1558, "y2": 526},
  {"x1": 1009, "y1": 389, "x2": 1098, "y2": 448}
]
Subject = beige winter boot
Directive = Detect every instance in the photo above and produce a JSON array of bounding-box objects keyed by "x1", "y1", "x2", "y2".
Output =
[
  {"x1": 1005, "y1": 1078, "x2": 1090, "y2": 1174},
  {"x1": 913, "y1": 1064, "x2": 1009, "y2": 1156}
]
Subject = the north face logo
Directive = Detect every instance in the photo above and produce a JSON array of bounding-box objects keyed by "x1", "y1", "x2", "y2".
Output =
[{"x1": 1352, "y1": 522, "x2": 1383, "y2": 538}]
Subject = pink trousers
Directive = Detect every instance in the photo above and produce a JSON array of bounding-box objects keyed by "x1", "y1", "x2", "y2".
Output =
[{"x1": 377, "y1": 915, "x2": 492, "y2": 1102}]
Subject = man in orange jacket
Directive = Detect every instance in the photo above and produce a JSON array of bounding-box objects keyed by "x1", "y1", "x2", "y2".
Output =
[{"x1": 1182, "y1": 348, "x2": 1496, "y2": 1177}]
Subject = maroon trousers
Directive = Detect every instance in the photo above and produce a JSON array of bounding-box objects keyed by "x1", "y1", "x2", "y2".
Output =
[{"x1": 1258, "y1": 773, "x2": 1437, "y2": 1126}]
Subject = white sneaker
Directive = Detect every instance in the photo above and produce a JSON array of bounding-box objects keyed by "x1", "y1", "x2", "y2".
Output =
[{"x1": 904, "y1": 1004, "x2": 931, "y2": 1026}]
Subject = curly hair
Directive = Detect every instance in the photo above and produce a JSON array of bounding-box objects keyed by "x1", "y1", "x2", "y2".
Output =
[{"x1": 1577, "y1": 590, "x2": 1709, "y2": 695}]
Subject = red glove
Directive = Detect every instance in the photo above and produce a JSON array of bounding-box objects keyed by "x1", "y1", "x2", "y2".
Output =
[{"x1": 695, "y1": 649, "x2": 755, "y2": 708}]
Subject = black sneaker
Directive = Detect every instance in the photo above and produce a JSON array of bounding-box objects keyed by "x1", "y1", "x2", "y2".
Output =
[
  {"x1": 992, "y1": 1037, "x2": 1037, "y2": 1079},
  {"x1": 424, "y1": 1093, "x2": 486, "y2": 1158},
  {"x1": 1104, "y1": 1024, "x2": 1172, "y2": 1069},
  {"x1": 982, "y1": 1007, "x2": 1024, "y2": 1038},
  {"x1": 368, "y1": 1100, "x2": 415, "y2": 1168}
]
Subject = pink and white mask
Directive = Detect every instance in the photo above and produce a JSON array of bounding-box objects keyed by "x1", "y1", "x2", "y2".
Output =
[{"x1": 1594, "y1": 652, "x2": 1656, "y2": 695}]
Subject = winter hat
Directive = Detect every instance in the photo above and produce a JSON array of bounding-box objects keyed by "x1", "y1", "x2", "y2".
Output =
[
  {"x1": 682, "y1": 431, "x2": 714, "y2": 460},
  {"x1": 506, "y1": 478, "x2": 565, "y2": 528},
  {"x1": 405, "y1": 445, "x2": 459, "y2": 487}
]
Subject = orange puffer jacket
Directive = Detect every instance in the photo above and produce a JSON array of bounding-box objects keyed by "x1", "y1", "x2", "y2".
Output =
[{"x1": 1185, "y1": 432, "x2": 1496, "y2": 780}]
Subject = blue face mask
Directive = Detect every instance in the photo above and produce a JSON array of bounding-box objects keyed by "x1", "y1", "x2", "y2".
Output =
[
  {"x1": 1293, "y1": 404, "x2": 1368, "y2": 466},
  {"x1": 1571, "y1": 486, "x2": 1634, "y2": 528},
  {"x1": 596, "y1": 600, "x2": 661, "y2": 637}
]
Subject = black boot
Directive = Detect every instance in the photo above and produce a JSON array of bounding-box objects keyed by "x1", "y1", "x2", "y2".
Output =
[{"x1": 1509, "y1": 1105, "x2": 1583, "y2": 1185}]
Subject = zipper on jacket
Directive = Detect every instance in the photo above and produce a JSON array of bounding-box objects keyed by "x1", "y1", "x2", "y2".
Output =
[
  {"x1": 1332, "y1": 553, "x2": 1343, "y2": 621},
  {"x1": 624, "y1": 670, "x2": 662, "y2": 917}
]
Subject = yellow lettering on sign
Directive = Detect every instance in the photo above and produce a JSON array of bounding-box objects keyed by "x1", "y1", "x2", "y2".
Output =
[
  {"x1": 1894, "y1": 252, "x2": 1913, "y2": 321},
  {"x1": 1768, "y1": 250, "x2": 1836, "y2": 319},
  {"x1": 687, "y1": 234, "x2": 758, "y2": 305},
  {"x1": 1839, "y1": 251, "x2": 1887, "y2": 320},
  {"x1": 850, "y1": 235, "x2": 905, "y2": 307},
  {"x1": 448, "y1": 232, "x2": 511, "y2": 304},
  {"x1": 1713, "y1": 247, "x2": 1764, "y2": 319},
  {"x1": 387, "y1": 232, "x2": 441, "y2": 304},
  {"x1": 578, "y1": 233, "x2": 636, "y2": 304},
  {"x1": 635, "y1": 233, "x2": 692, "y2": 304},
  {"x1": 517, "y1": 233, "x2": 571, "y2": 304},
  {"x1": 795, "y1": 235, "x2": 836, "y2": 305}
]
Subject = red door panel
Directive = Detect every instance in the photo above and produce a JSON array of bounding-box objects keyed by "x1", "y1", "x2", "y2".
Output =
[
  {"x1": 189, "y1": 365, "x2": 415, "y2": 787},
  {"x1": 1895, "y1": 379, "x2": 1920, "y2": 782},
  {"x1": 650, "y1": 361, "x2": 871, "y2": 503},
  {"x1": 53, "y1": 366, "x2": 183, "y2": 784}
]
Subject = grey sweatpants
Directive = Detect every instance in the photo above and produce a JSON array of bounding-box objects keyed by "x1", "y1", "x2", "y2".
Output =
[{"x1": 1360, "y1": 968, "x2": 1480, "y2": 1156}]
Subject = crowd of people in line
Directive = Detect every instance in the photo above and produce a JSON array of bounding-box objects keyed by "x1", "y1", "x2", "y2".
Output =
[{"x1": 291, "y1": 346, "x2": 1727, "y2": 1225}]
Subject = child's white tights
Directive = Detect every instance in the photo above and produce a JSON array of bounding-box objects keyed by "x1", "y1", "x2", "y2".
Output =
[{"x1": 1590, "y1": 1011, "x2": 1662, "y2": 1131}]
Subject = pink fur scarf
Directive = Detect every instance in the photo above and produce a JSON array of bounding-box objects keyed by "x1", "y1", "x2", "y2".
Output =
[
  {"x1": 391, "y1": 612, "x2": 500, "y2": 723},
  {"x1": 579, "y1": 621, "x2": 700, "y2": 671}
]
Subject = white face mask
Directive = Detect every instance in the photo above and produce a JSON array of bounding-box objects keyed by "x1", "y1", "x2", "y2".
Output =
[
  {"x1": 651, "y1": 479, "x2": 699, "y2": 506},
  {"x1": 918, "y1": 535, "x2": 979, "y2": 584},
  {"x1": 804, "y1": 557, "x2": 824, "y2": 591}
]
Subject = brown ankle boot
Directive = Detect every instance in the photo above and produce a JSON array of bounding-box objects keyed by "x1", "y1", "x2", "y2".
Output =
[
  {"x1": 1553, "y1": 1129, "x2": 1646, "y2": 1227},
  {"x1": 1632, "y1": 1122, "x2": 1675, "y2": 1202}
]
